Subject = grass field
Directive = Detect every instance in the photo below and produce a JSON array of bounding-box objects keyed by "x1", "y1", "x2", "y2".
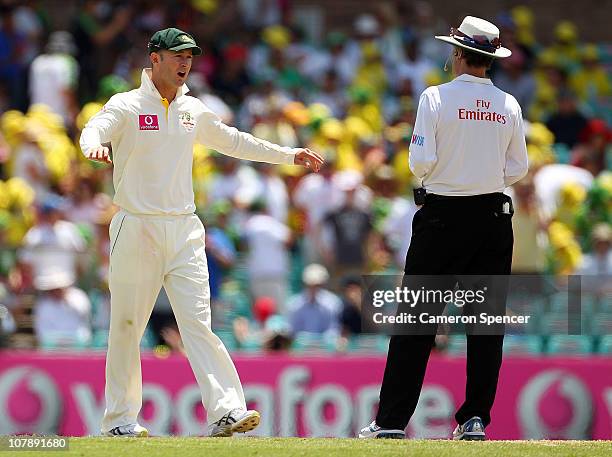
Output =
[{"x1": 7, "y1": 438, "x2": 612, "y2": 457}]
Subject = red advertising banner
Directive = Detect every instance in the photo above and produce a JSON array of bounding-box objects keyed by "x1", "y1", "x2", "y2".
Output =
[{"x1": 0, "y1": 352, "x2": 611, "y2": 439}]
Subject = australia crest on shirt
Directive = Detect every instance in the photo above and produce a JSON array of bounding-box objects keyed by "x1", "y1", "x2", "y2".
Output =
[{"x1": 179, "y1": 111, "x2": 196, "y2": 132}]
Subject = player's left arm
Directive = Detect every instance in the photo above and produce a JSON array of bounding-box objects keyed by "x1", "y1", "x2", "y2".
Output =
[
  {"x1": 408, "y1": 89, "x2": 439, "y2": 180},
  {"x1": 196, "y1": 111, "x2": 323, "y2": 172},
  {"x1": 503, "y1": 103, "x2": 529, "y2": 187}
]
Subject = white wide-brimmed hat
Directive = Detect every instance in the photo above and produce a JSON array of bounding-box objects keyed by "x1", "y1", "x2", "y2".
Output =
[
  {"x1": 302, "y1": 264, "x2": 330, "y2": 286},
  {"x1": 354, "y1": 14, "x2": 380, "y2": 36},
  {"x1": 435, "y1": 16, "x2": 511, "y2": 58},
  {"x1": 46, "y1": 31, "x2": 77, "y2": 55},
  {"x1": 333, "y1": 170, "x2": 363, "y2": 192}
]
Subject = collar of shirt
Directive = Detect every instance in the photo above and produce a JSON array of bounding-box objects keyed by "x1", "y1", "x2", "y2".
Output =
[
  {"x1": 139, "y1": 68, "x2": 189, "y2": 101},
  {"x1": 454, "y1": 73, "x2": 493, "y2": 85}
]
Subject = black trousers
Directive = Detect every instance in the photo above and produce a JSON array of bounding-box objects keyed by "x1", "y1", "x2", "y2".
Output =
[{"x1": 375, "y1": 193, "x2": 514, "y2": 430}]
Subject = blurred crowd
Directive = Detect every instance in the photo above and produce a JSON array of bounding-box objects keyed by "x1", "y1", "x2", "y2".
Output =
[{"x1": 0, "y1": 0, "x2": 610, "y2": 354}]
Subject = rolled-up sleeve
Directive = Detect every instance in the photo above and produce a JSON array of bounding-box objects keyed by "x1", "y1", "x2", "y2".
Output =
[
  {"x1": 79, "y1": 94, "x2": 125, "y2": 157},
  {"x1": 409, "y1": 89, "x2": 439, "y2": 179},
  {"x1": 504, "y1": 106, "x2": 529, "y2": 187},
  {"x1": 196, "y1": 111, "x2": 296, "y2": 165}
]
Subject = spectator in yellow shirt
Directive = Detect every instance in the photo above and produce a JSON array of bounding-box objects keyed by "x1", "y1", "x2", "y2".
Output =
[{"x1": 570, "y1": 45, "x2": 612, "y2": 103}]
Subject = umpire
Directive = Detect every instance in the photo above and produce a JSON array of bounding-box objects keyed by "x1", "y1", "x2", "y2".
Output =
[{"x1": 360, "y1": 16, "x2": 528, "y2": 440}]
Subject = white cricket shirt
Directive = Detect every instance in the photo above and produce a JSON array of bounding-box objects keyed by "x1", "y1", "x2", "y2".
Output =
[
  {"x1": 408, "y1": 73, "x2": 528, "y2": 195},
  {"x1": 80, "y1": 69, "x2": 297, "y2": 215}
]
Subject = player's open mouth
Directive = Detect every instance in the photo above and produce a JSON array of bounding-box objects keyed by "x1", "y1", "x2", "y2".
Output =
[{"x1": 177, "y1": 71, "x2": 186, "y2": 78}]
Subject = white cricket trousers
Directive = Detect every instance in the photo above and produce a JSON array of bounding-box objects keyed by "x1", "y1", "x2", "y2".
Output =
[{"x1": 101, "y1": 209, "x2": 246, "y2": 432}]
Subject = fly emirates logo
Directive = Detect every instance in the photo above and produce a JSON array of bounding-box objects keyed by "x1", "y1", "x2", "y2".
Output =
[{"x1": 458, "y1": 99, "x2": 507, "y2": 124}]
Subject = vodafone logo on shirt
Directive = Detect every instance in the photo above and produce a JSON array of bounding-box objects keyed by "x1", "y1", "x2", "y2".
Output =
[{"x1": 139, "y1": 114, "x2": 159, "y2": 130}]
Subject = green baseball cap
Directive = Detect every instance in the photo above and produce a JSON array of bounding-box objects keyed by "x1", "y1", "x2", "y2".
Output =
[{"x1": 148, "y1": 27, "x2": 202, "y2": 55}]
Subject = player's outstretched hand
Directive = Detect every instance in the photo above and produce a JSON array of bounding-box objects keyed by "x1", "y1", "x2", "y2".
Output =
[
  {"x1": 86, "y1": 146, "x2": 112, "y2": 164},
  {"x1": 294, "y1": 148, "x2": 324, "y2": 173}
]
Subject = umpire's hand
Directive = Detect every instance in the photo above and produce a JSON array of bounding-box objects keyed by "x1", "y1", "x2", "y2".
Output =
[
  {"x1": 86, "y1": 146, "x2": 112, "y2": 164},
  {"x1": 294, "y1": 148, "x2": 324, "y2": 172}
]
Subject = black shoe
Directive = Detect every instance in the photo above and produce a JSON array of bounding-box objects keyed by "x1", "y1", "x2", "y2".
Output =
[{"x1": 452, "y1": 416, "x2": 485, "y2": 440}]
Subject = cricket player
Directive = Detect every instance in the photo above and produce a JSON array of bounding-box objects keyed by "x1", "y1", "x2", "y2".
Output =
[
  {"x1": 359, "y1": 16, "x2": 528, "y2": 440},
  {"x1": 79, "y1": 28, "x2": 323, "y2": 437}
]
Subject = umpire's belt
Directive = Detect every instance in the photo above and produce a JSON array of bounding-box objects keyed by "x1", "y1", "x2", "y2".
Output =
[{"x1": 424, "y1": 192, "x2": 514, "y2": 215}]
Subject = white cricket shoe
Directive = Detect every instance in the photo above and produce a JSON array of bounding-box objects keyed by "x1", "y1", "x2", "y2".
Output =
[
  {"x1": 358, "y1": 421, "x2": 405, "y2": 439},
  {"x1": 207, "y1": 408, "x2": 261, "y2": 437},
  {"x1": 103, "y1": 423, "x2": 149, "y2": 437}
]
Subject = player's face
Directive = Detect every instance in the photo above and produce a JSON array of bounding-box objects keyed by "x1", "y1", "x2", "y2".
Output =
[{"x1": 157, "y1": 49, "x2": 193, "y2": 88}]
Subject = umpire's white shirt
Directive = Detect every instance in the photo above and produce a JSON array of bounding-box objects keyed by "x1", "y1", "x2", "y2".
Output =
[
  {"x1": 80, "y1": 69, "x2": 296, "y2": 215},
  {"x1": 409, "y1": 73, "x2": 528, "y2": 195}
]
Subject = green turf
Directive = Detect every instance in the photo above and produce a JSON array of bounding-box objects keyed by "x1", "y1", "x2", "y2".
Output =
[{"x1": 6, "y1": 437, "x2": 612, "y2": 457}]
